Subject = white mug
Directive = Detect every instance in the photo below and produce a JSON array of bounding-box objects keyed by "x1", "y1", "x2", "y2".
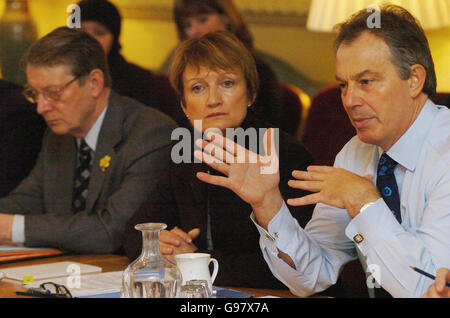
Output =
[{"x1": 174, "y1": 253, "x2": 219, "y2": 293}]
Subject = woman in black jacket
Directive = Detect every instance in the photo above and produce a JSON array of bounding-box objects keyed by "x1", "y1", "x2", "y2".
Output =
[{"x1": 123, "y1": 31, "x2": 314, "y2": 289}]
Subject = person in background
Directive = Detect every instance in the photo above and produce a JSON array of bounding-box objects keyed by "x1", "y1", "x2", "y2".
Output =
[
  {"x1": 160, "y1": 0, "x2": 304, "y2": 134},
  {"x1": 160, "y1": 0, "x2": 325, "y2": 98},
  {"x1": 0, "y1": 27, "x2": 176, "y2": 253},
  {"x1": 77, "y1": 0, "x2": 183, "y2": 124},
  {"x1": 194, "y1": 5, "x2": 450, "y2": 298},
  {"x1": 422, "y1": 268, "x2": 450, "y2": 298},
  {"x1": 433, "y1": 93, "x2": 450, "y2": 108},
  {"x1": 0, "y1": 79, "x2": 46, "y2": 197},
  {"x1": 123, "y1": 31, "x2": 317, "y2": 290}
]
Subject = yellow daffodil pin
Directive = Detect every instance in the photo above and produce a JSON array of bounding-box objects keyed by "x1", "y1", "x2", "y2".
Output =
[{"x1": 99, "y1": 155, "x2": 111, "y2": 172}]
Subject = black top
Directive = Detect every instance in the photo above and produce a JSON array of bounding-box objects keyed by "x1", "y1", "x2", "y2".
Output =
[
  {"x1": 123, "y1": 111, "x2": 315, "y2": 289},
  {"x1": 251, "y1": 54, "x2": 283, "y2": 129},
  {"x1": 0, "y1": 80, "x2": 46, "y2": 197}
]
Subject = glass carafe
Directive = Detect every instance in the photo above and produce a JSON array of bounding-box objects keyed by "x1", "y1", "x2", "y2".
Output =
[{"x1": 121, "y1": 223, "x2": 182, "y2": 298}]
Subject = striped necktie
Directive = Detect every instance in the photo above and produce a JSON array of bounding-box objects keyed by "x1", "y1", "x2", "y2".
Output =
[{"x1": 72, "y1": 139, "x2": 92, "y2": 213}]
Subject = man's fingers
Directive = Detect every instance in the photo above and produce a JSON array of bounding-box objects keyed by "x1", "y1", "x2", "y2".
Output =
[
  {"x1": 292, "y1": 170, "x2": 325, "y2": 181},
  {"x1": 306, "y1": 165, "x2": 334, "y2": 173},
  {"x1": 288, "y1": 180, "x2": 322, "y2": 192},
  {"x1": 435, "y1": 268, "x2": 450, "y2": 292},
  {"x1": 286, "y1": 193, "x2": 322, "y2": 206}
]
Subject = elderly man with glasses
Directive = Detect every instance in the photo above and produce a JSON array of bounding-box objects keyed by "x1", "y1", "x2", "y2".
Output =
[{"x1": 0, "y1": 27, "x2": 176, "y2": 254}]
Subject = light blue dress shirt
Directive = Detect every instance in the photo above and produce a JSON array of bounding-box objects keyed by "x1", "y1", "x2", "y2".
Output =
[{"x1": 252, "y1": 100, "x2": 450, "y2": 298}]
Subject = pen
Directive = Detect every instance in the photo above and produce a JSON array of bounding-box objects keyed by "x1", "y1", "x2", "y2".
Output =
[
  {"x1": 16, "y1": 288, "x2": 69, "y2": 298},
  {"x1": 410, "y1": 266, "x2": 450, "y2": 287}
]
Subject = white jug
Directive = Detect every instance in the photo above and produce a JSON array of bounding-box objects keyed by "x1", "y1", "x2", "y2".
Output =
[{"x1": 174, "y1": 253, "x2": 219, "y2": 293}]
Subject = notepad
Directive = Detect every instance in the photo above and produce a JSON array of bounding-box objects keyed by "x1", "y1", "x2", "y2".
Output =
[
  {"x1": 0, "y1": 245, "x2": 66, "y2": 263},
  {"x1": 27, "y1": 271, "x2": 123, "y2": 297},
  {"x1": 1, "y1": 261, "x2": 102, "y2": 282}
]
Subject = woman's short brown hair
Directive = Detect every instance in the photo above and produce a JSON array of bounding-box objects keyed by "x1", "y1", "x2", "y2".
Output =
[
  {"x1": 21, "y1": 27, "x2": 112, "y2": 87},
  {"x1": 334, "y1": 4, "x2": 436, "y2": 97},
  {"x1": 173, "y1": 0, "x2": 254, "y2": 49},
  {"x1": 169, "y1": 30, "x2": 259, "y2": 105}
]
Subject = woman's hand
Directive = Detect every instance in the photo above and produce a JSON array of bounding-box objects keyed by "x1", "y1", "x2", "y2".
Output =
[
  {"x1": 159, "y1": 227, "x2": 200, "y2": 263},
  {"x1": 194, "y1": 129, "x2": 283, "y2": 229}
]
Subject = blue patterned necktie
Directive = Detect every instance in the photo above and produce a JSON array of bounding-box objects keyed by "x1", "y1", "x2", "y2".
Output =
[
  {"x1": 373, "y1": 153, "x2": 400, "y2": 298},
  {"x1": 72, "y1": 139, "x2": 92, "y2": 213},
  {"x1": 376, "y1": 153, "x2": 401, "y2": 224}
]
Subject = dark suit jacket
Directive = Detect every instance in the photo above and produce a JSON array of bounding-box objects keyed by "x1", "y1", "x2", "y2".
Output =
[
  {"x1": 0, "y1": 80, "x2": 46, "y2": 197},
  {"x1": 0, "y1": 91, "x2": 177, "y2": 254},
  {"x1": 123, "y1": 113, "x2": 315, "y2": 289}
]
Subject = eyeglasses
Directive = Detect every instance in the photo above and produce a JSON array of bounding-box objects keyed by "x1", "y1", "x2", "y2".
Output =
[
  {"x1": 39, "y1": 282, "x2": 73, "y2": 298},
  {"x1": 22, "y1": 76, "x2": 80, "y2": 104}
]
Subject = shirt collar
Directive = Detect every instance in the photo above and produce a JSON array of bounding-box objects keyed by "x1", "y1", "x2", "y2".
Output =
[
  {"x1": 380, "y1": 99, "x2": 438, "y2": 171},
  {"x1": 77, "y1": 104, "x2": 108, "y2": 151}
]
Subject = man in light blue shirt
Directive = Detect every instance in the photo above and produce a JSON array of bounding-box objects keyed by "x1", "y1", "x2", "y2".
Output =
[{"x1": 194, "y1": 5, "x2": 450, "y2": 297}]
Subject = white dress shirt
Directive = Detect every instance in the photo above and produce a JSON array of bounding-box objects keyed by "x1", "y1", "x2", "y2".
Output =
[
  {"x1": 12, "y1": 105, "x2": 108, "y2": 243},
  {"x1": 252, "y1": 100, "x2": 450, "y2": 297}
]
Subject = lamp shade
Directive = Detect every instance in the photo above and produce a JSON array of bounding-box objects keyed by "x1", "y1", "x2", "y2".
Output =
[{"x1": 307, "y1": 0, "x2": 450, "y2": 31}]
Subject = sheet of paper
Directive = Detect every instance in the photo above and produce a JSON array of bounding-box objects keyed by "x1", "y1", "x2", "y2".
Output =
[
  {"x1": 25, "y1": 271, "x2": 123, "y2": 297},
  {"x1": 0, "y1": 245, "x2": 55, "y2": 253},
  {"x1": 2, "y1": 261, "x2": 101, "y2": 281}
]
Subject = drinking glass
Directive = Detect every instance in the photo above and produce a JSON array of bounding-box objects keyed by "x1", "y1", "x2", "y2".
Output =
[
  {"x1": 179, "y1": 284, "x2": 209, "y2": 298},
  {"x1": 186, "y1": 279, "x2": 212, "y2": 298}
]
